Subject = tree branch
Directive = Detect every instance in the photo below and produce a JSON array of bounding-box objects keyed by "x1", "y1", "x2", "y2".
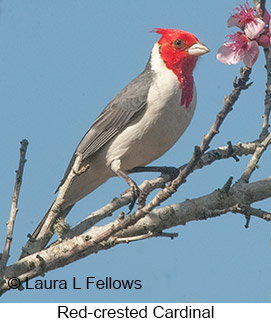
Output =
[
  {"x1": 20, "y1": 153, "x2": 86, "y2": 258},
  {"x1": 239, "y1": 133, "x2": 271, "y2": 183},
  {"x1": 0, "y1": 139, "x2": 28, "y2": 285},
  {"x1": 1, "y1": 176, "x2": 270, "y2": 296},
  {"x1": 226, "y1": 204, "x2": 271, "y2": 226},
  {"x1": 114, "y1": 177, "x2": 271, "y2": 239},
  {"x1": 60, "y1": 140, "x2": 257, "y2": 240},
  {"x1": 113, "y1": 231, "x2": 178, "y2": 244},
  {"x1": 260, "y1": 48, "x2": 271, "y2": 140},
  {"x1": 260, "y1": 0, "x2": 266, "y2": 16}
]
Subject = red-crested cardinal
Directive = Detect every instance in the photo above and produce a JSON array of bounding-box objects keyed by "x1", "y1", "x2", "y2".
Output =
[{"x1": 30, "y1": 28, "x2": 209, "y2": 244}]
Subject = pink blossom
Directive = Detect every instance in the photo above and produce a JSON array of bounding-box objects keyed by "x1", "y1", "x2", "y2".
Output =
[
  {"x1": 217, "y1": 1, "x2": 270, "y2": 66},
  {"x1": 227, "y1": 1, "x2": 265, "y2": 39},
  {"x1": 217, "y1": 32, "x2": 259, "y2": 67},
  {"x1": 227, "y1": 1, "x2": 255, "y2": 28},
  {"x1": 244, "y1": 18, "x2": 266, "y2": 39},
  {"x1": 256, "y1": 4, "x2": 271, "y2": 53},
  {"x1": 258, "y1": 34, "x2": 270, "y2": 47}
]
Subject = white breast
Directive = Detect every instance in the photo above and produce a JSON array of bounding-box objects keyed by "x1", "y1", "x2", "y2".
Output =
[{"x1": 106, "y1": 43, "x2": 197, "y2": 171}]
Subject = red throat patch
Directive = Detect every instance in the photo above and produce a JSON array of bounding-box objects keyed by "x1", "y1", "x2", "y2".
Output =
[
  {"x1": 154, "y1": 28, "x2": 199, "y2": 108},
  {"x1": 160, "y1": 52, "x2": 198, "y2": 108},
  {"x1": 173, "y1": 56, "x2": 197, "y2": 108}
]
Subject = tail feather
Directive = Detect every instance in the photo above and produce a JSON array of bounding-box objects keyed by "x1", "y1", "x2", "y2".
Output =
[
  {"x1": 31, "y1": 203, "x2": 73, "y2": 240},
  {"x1": 19, "y1": 203, "x2": 74, "y2": 259}
]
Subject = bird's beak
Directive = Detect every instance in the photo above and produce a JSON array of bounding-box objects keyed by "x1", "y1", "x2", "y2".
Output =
[{"x1": 188, "y1": 41, "x2": 210, "y2": 56}]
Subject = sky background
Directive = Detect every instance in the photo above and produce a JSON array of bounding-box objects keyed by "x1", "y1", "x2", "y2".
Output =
[{"x1": 0, "y1": 0, "x2": 270, "y2": 302}]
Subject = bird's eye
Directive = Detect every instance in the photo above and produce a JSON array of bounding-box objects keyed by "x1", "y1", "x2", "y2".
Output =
[{"x1": 173, "y1": 39, "x2": 183, "y2": 49}]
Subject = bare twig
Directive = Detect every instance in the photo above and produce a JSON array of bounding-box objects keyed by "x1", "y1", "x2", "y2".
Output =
[
  {"x1": 239, "y1": 133, "x2": 271, "y2": 183},
  {"x1": 20, "y1": 153, "x2": 84, "y2": 258},
  {"x1": 156, "y1": 231, "x2": 178, "y2": 239},
  {"x1": 260, "y1": 0, "x2": 266, "y2": 16},
  {"x1": 200, "y1": 203, "x2": 271, "y2": 229},
  {"x1": 225, "y1": 203, "x2": 271, "y2": 225},
  {"x1": 113, "y1": 231, "x2": 154, "y2": 244},
  {"x1": 180, "y1": 140, "x2": 257, "y2": 170},
  {"x1": 260, "y1": 48, "x2": 271, "y2": 140},
  {"x1": 254, "y1": 0, "x2": 266, "y2": 17},
  {"x1": 0, "y1": 139, "x2": 28, "y2": 285},
  {"x1": 242, "y1": 205, "x2": 271, "y2": 222},
  {"x1": 113, "y1": 230, "x2": 178, "y2": 244},
  {"x1": 37, "y1": 153, "x2": 84, "y2": 238}
]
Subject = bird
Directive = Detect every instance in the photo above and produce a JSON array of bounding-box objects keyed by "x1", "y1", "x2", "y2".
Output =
[{"x1": 26, "y1": 28, "x2": 209, "y2": 252}]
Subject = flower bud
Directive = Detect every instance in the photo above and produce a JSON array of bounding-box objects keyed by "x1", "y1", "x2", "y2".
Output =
[{"x1": 258, "y1": 35, "x2": 270, "y2": 48}]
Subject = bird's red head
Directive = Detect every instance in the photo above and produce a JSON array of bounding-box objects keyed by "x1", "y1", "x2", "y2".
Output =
[
  {"x1": 153, "y1": 28, "x2": 209, "y2": 107},
  {"x1": 154, "y1": 28, "x2": 199, "y2": 66}
]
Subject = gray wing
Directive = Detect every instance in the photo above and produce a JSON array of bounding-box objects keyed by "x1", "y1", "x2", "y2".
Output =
[
  {"x1": 58, "y1": 62, "x2": 153, "y2": 189},
  {"x1": 77, "y1": 67, "x2": 153, "y2": 159}
]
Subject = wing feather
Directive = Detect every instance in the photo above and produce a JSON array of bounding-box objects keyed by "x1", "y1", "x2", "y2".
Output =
[
  {"x1": 76, "y1": 64, "x2": 153, "y2": 159},
  {"x1": 57, "y1": 60, "x2": 153, "y2": 189}
]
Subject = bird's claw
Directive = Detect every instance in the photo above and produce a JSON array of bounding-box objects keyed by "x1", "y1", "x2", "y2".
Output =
[
  {"x1": 121, "y1": 182, "x2": 141, "y2": 212},
  {"x1": 128, "y1": 183, "x2": 141, "y2": 213}
]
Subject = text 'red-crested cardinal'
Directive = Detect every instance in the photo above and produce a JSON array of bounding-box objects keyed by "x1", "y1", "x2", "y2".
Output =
[{"x1": 30, "y1": 28, "x2": 209, "y2": 245}]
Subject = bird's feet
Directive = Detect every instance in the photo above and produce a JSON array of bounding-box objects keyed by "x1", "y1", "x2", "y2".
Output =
[
  {"x1": 121, "y1": 180, "x2": 141, "y2": 212},
  {"x1": 117, "y1": 168, "x2": 141, "y2": 212},
  {"x1": 128, "y1": 182, "x2": 141, "y2": 212},
  {"x1": 118, "y1": 166, "x2": 180, "y2": 212},
  {"x1": 126, "y1": 166, "x2": 180, "y2": 210}
]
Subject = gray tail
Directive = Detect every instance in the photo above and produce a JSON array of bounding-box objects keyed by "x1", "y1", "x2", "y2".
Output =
[
  {"x1": 19, "y1": 203, "x2": 74, "y2": 259},
  {"x1": 31, "y1": 203, "x2": 73, "y2": 240}
]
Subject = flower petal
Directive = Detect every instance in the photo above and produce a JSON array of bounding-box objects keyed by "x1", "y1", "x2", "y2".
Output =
[
  {"x1": 256, "y1": 3, "x2": 271, "y2": 24},
  {"x1": 229, "y1": 1, "x2": 256, "y2": 28},
  {"x1": 263, "y1": 10, "x2": 271, "y2": 24},
  {"x1": 244, "y1": 18, "x2": 265, "y2": 39},
  {"x1": 227, "y1": 16, "x2": 243, "y2": 28},
  {"x1": 243, "y1": 41, "x2": 259, "y2": 67},
  {"x1": 217, "y1": 45, "x2": 243, "y2": 65}
]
